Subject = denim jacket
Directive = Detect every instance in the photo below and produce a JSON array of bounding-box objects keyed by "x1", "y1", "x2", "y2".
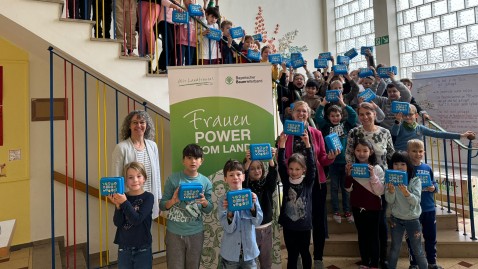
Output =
[{"x1": 218, "y1": 195, "x2": 263, "y2": 262}]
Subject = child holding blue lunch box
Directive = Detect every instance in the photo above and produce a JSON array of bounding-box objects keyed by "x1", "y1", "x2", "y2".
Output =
[
  {"x1": 218, "y1": 159, "x2": 263, "y2": 269},
  {"x1": 385, "y1": 151, "x2": 427, "y2": 269},
  {"x1": 405, "y1": 140, "x2": 442, "y2": 269},
  {"x1": 159, "y1": 143, "x2": 213, "y2": 269},
  {"x1": 277, "y1": 131, "x2": 316, "y2": 269},
  {"x1": 344, "y1": 139, "x2": 384, "y2": 268}
]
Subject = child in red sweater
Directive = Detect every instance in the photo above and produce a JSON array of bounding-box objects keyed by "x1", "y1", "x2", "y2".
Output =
[{"x1": 345, "y1": 139, "x2": 385, "y2": 269}]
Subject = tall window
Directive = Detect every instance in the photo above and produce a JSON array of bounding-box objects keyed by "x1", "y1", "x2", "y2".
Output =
[
  {"x1": 335, "y1": 0, "x2": 375, "y2": 71},
  {"x1": 397, "y1": 0, "x2": 478, "y2": 78}
]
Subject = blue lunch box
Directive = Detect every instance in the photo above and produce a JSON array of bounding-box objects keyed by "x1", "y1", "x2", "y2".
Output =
[
  {"x1": 385, "y1": 170, "x2": 408, "y2": 186},
  {"x1": 283, "y1": 120, "x2": 304, "y2": 136},
  {"x1": 227, "y1": 189, "x2": 253, "y2": 211},
  {"x1": 179, "y1": 182, "x2": 203, "y2": 201},
  {"x1": 100, "y1": 177, "x2": 124, "y2": 196},
  {"x1": 351, "y1": 163, "x2": 370, "y2": 178}
]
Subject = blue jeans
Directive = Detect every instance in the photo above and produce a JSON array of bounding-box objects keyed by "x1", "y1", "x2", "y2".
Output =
[
  {"x1": 117, "y1": 245, "x2": 152, "y2": 269},
  {"x1": 221, "y1": 255, "x2": 257, "y2": 269},
  {"x1": 407, "y1": 210, "x2": 437, "y2": 265},
  {"x1": 388, "y1": 216, "x2": 427, "y2": 269},
  {"x1": 329, "y1": 163, "x2": 349, "y2": 213},
  {"x1": 176, "y1": 44, "x2": 197, "y2": 66}
]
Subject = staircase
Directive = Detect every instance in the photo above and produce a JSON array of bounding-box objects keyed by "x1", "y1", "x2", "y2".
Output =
[
  {"x1": 323, "y1": 183, "x2": 478, "y2": 258},
  {"x1": 0, "y1": 0, "x2": 170, "y2": 114}
]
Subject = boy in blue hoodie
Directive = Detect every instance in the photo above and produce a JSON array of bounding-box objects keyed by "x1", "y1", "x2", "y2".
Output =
[
  {"x1": 406, "y1": 139, "x2": 442, "y2": 269},
  {"x1": 316, "y1": 93, "x2": 358, "y2": 223}
]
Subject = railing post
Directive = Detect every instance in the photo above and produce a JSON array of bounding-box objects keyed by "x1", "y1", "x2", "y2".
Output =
[
  {"x1": 48, "y1": 46, "x2": 56, "y2": 269},
  {"x1": 443, "y1": 138, "x2": 451, "y2": 213},
  {"x1": 466, "y1": 140, "x2": 477, "y2": 240},
  {"x1": 84, "y1": 71, "x2": 91, "y2": 268},
  {"x1": 422, "y1": 114, "x2": 428, "y2": 163}
]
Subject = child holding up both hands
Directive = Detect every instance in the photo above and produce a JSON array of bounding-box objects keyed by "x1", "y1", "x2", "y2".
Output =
[
  {"x1": 277, "y1": 132, "x2": 317, "y2": 269},
  {"x1": 218, "y1": 159, "x2": 263, "y2": 269},
  {"x1": 316, "y1": 93, "x2": 358, "y2": 223},
  {"x1": 243, "y1": 148, "x2": 278, "y2": 269},
  {"x1": 109, "y1": 162, "x2": 154, "y2": 269},
  {"x1": 385, "y1": 152, "x2": 428, "y2": 269}
]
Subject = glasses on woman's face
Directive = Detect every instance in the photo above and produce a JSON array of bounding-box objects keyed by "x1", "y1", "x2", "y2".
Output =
[{"x1": 131, "y1": 120, "x2": 146, "y2": 126}]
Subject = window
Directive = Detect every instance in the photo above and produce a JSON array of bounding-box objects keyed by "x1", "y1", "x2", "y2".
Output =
[
  {"x1": 335, "y1": 0, "x2": 375, "y2": 71},
  {"x1": 396, "y1": 0, "x2": 478, "y2": 78}
]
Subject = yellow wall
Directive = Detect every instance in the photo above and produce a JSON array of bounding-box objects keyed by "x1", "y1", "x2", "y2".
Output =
[{"x1": 0, "y1": 37, "x2": 30, "y2": 245}]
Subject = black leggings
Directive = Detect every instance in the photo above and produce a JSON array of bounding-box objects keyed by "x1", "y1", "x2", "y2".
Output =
[
  {"x1": 283, "y1": 228, "x2": 312, "y2": 269},
  {"x1": 353, "y1": 207, "x2": 380, "y2": 267}
]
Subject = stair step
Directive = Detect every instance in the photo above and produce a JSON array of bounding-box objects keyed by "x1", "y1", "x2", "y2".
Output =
[
  {"x1": 0, "y1": 247, "x2": 31, "y2": 268},
  {"x1": 327, "y1": 208, "x2": 459, "y2": 234},
  {"x1": 32, "y1": 240, "x2": 62, "y2": 269},
  {"x1": 325, "y1": 227, "x2": 478, "y2": 258},
  {"x1": 59, "y1": 18, "x2": 96, "y2": 25},
  {"x1": 63, "y1": 247, "x2": 87, "y2": 269},
  {"x1": 0, "y1": 220, "x2": 16, "y2": 261},
  {"x1": 33, "y1": 0, "x2": 64, "y2": 4}
]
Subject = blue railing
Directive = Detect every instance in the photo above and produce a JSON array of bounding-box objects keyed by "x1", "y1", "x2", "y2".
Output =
[{"x1": 421, "y1": 116, "x2": 478, "y2": 240}]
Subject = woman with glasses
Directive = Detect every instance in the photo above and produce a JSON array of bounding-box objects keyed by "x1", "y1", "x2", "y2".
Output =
[{"x1": 112, "y1": 110, "x2": 162, "y2": 220}]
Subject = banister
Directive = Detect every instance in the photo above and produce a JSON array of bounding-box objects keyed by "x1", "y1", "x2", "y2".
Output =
[{"x1": 53, "y1": 171, "x2": 167, "y2": 226}]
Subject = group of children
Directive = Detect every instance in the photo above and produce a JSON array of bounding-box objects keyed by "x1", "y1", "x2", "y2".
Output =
[
  {"x1": 107, "y1": 44, "x2": 476, "y2": 268},
  {"x1": 270, "y1": 48, "x2": 475, "y2": 269}
]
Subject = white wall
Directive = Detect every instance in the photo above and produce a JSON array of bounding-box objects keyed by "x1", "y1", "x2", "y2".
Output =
[{"x1": 218, "y1": 0, "x2": 328, "y2": 63}]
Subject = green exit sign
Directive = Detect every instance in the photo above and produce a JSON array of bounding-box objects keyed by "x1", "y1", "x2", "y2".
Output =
[{"x1": 375, "y1": 35, "x2": 389, "y2": 46}]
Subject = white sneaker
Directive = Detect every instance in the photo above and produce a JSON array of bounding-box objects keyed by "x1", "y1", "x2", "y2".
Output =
[
  {"x1": 333, "y1": 212, "x2": 342, "y2": 224},
  {"x1": 314, "y1": 260, "x2": 324, "y2": 269}
]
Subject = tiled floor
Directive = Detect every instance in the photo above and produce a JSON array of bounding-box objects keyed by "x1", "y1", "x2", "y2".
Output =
[{"x1": 2, "y1": 247, "x2": 477, "y2": 269}]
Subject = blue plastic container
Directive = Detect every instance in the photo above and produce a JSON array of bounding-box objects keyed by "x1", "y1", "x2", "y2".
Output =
[
  {"x1": 187, "y1": 4, "x2": 203, "y2": 16},
  {"x1": 252, "y1": 33, "x2": 263, "y2": 42},
  {"x1": 385, "y1": 170, "x2": 408, "y2": 186},
  {"x1": 332, "y1": 64, "x2": 348, "y2": 75},
  {"x1": 227, "y1": 189, "x2": 253, "y2": 211},
  {"x1": 230, "y1": 27, "x2": 244, "y2": 39},
  {"x1": 100, "y1": 177, "x2": 124, "y2": 196},
  {"x1": 326, "y1": 89, "x2": 341, "y2": 102},
  {"x1": 319, "y1": 52, "x2": 332, "y2": 60},
  {"x1": 391, "y1": 101, "x2": 410, "y2": 115},
  {"x1": 172, "y1": 10, "x2": 189, "y2": 24},
  {"x1": 351, "y1": 164, "x2": 370, "y2": 178},
  {"x1": 179, "y1": 183, "x2": 203, "y2": 201},
  {"x1": 250, "y1": 143, "x2": 272, "y2": 161},
  {"x1": 268, "y1": 54, "x2": 282, "y2": 64},
  {"x1": 344, "y1": 48, "x2": 358, "y2": 59},
  {"x1": 359, "y1": 67, "x2": 374, "y2": 78},
  {"x1": 207, "y1": 28, "x2": 222, "y2": 41},
  {"x1": 358, "y1": 88, "x2": 376, "y2": 102},
  {"x1": 291, "y1": 57, "x2": 305, "y2": 69},
  {"x1": 284, "y1": 120, "x2": 304, "y2": 136},
  {"x1": 377, "y1": 66, "x2": 398, "y2": 78},
  {"x1": 324, "y1": 133, "x2": 343, "y2": 152},
  {"x1": 314, "y1": 58, "x2": 328, "y2": 68},
  {"x1": 247, "y1": 49, "x2": 261, "y2": 61},
  {"x1": 361, "y1": 46, "x2": 374, "y2": 55},
  {"x1": 337, "y1": 55, "x2": 350, "y2": 65}
]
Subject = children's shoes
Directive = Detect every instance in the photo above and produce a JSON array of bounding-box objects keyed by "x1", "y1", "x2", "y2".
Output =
[
  {"x1": 428, "y1": 264, "x2": 443, "y2": 269},
  {"x1": 313, "y1": 259, "x2": 324, "y2": 269},
  {"x1": 333, "y1": 212, "x2": 342, "y2": 224},
  {"x1": 345, "y1": 212, "x2": 354, "y2": 223}
]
